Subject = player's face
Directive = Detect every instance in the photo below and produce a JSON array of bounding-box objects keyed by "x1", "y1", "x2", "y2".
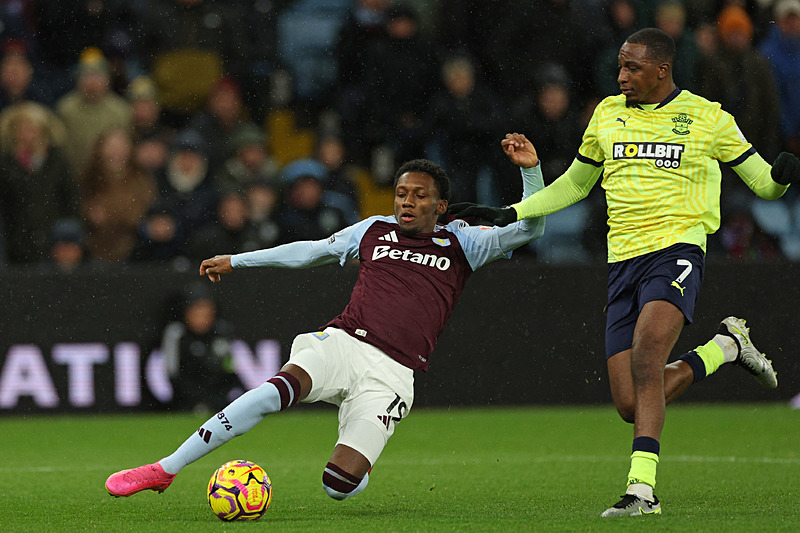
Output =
[
  {"x1": 394, "y1": 171, "x2": 447, "y2": 235},
  {"x1": 617, "y1": 42, "x2": 669, "y2": 105}
]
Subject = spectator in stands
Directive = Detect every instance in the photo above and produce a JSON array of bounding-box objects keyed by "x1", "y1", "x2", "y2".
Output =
[
  {"x1": 35, "y1": 0, "x2": 135, "y2": 100},
  {"x1": 336, "y1": 0, "x2": 390, "y2": 99},
  {"x1": 188, "y1": 76, "x2": 249, "y2": 174},
  {"x1": 502, "y1": 0, "x2": 596, "y2": 104},
  {"x1": 46, "y1": 218, "x2": 90, "y2": 273},
  {"x1": 759, "y1": 0, "x2": 800, "y2": 156},
  {"x1": 129, "y1": 76, "x2": 171, "y2": 143},
  {"x1": 316, "y1": 133, "x2": 363, "y2": 211},
  {"x1": 236, "y1": 0, "x2": 282, "y2": 122},
  {"x1": 358, "y1": 4, "x2": 439, "y2": 169},
  {"x1": 594, "y1": 0, "x2": 644, "y2": 97},
  {"x1": 81, "y1": 127, "x2": 157, "y2": 263},
  {"x1": 0, "y1": 101, "x2": 78, "y2": 264},
  {"x1": 138, "y1": 0, "x2": 247, "y2": 123},
  {"x1": 161, "y1": 283, "x2": 240, "y2": 413},
  {"x1": 242, "y1": 179, "x2": 282, "y2": 251},
  {"x1": 0, "y1": 1, "x2": 38, "y2": 57},
  {"x1": 131, "y1": 199, "x2": 184, "y2": 263},
  {"x1": 433, "y1": 0, "x2": 511, "y2": 94},
  {"x1": 335, "y1": 0, "x2": 390, "y2": 166},
  {"x1": 154, "y1": 127, "x2": 219, "y2": 252},
  {"x1": 512, "y1": 68, "x2": 582, "y2": 183},
  {"x1": 56, "y1": 48, "x2": 132, "y2": 179},
  {"x1": 281, "y1": 157, "x2": 360, "y2": 226},
  {"x1": 0, "y1": 39, "x2": 49, "y2": 110},
  {"x1": 653, "y1": 0, "x2": 698, "y2": 91},
  {"x1": 128, "y1": 76, "x2": 173, "y2": 176},
  {"x1": 426, "y1": 53, "x2": 504, "y2": 204},
  {"x1": 188, "y1": 190, "x2": 255, "y2": 260},
  {"x1": 696, "y1": 5, "x2": 781, "y2": 163},
  {"x1": 213, "y1": 122, "x2": 278, "y2": 195},
  {"x1": 278, "y1": 170, "x2": 350, "y2": 244}
]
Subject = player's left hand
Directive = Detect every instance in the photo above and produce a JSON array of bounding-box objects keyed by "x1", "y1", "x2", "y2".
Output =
[
  {"x1": 447, "y1": 203, "x2": 518, "y2": 226},
  {"x1": 200, "y1": 254, "x2": 233, "y2": 282},
  {"x1": 771, "y1": 152, "x2": 800, "y2": 186}
]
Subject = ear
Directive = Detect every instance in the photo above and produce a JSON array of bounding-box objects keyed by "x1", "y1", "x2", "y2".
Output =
[
  {"x1": 658, "y1": 62, "x2": 671, "y2": 80},
  {"x1": 436, "y1": 199, "x2": 448, "y2": 215}
]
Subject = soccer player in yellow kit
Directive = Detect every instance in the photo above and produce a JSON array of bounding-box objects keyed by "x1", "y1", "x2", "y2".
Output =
[{"x1": 450, "y1": 28, "x2": 800, "y2": 516}]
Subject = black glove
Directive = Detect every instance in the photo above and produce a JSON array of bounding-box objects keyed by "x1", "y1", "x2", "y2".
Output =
[
  {"x1": 771, "y1": 152, "x2": 800, "y2": 186},
  {"x1": 448, "y1": 203, "x2": 518, "y2": 226}
]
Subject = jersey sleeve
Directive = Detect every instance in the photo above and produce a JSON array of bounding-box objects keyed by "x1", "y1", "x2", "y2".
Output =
[
  {"x1": 577, "y1": 102, "x2": 606, "y2": 164},
  {"x1": 711, "y1": 109, "x2": 789, "y2": 201},
  {"x1": 509, "y1": 104, "x2": 604, "y2": 221},
  {"x1": 510, "y1": 158, "x2": 603, "y2": 220},
  {"x1": 231, "y1": 217, "x2": 382, "y2": 269},
  {"x1": 709, "y1": 107, "x2": 754, "y2": 164},
  {"x1": 732, "y1": 151, "x2": 790, "y2": 201}
]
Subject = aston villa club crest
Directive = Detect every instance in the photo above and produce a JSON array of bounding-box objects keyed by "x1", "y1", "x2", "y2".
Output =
[{"x1": 671, "y1": 113, "x2": 692, "y2": 135}]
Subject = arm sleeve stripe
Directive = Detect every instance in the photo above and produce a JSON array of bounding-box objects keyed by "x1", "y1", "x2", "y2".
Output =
[
  {"x1": 576, "y1": 152, "x2": 603, "y2": 167},
  {"x1": 726, "y1": 147, "x2": 756, "y2": 167}
]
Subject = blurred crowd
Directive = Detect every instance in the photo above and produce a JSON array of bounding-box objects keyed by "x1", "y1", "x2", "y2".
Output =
[{"x1": 0, "y1": 0, "x2": 799, "y2": 270}]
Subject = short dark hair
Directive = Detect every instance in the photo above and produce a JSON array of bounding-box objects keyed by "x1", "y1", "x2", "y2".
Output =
[
  {"x1": 393, "y1": 159, "x2": 451, "y2": 202},
  {"x1": 625, "y1": 28, "x2": 676, "y2": 67}
]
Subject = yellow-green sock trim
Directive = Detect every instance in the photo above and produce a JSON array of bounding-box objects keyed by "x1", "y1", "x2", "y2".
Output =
[
  {"x1": 627, "y1": 451, "x2": 659, "y2": 488},
  {"x1": 695, "y1": 339, "x2": 725, "y2": 377}
]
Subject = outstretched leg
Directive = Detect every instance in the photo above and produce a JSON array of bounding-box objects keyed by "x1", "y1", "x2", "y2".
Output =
[
  {"x1": 603, "y1": 311, "x2": 777, "y2": 517},
  {"x1": 106, "y1": 364, "x2": 311, "y2": 497}
]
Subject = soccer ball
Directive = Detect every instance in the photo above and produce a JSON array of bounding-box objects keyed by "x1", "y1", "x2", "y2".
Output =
[{"x1": 207, "y1": 460, "x2": 272, "y2": 521}]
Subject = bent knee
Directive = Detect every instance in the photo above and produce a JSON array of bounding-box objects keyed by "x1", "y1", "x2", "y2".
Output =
[{"x1": 615, "y1": 403, "x2": 636, "y2": 424}]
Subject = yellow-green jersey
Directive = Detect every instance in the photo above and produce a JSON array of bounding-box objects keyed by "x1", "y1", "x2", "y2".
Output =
[{"x1": 511, "y1": 88, "x2": 788, "y2": 262}]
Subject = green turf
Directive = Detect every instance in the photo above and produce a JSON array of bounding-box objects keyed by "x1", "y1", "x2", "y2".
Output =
[{"x1": 2, "y1": 404, "x2": 798, "y2": 532}]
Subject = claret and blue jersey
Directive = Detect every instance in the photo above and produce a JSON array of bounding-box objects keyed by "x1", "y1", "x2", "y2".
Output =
[{"x1": 232, "y1": 167, "x2": 546, "y2": 371}]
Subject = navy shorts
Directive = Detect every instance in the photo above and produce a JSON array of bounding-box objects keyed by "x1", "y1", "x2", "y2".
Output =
[{"x1": 605, "y1": 243, "x2": 705, "y2": 359}]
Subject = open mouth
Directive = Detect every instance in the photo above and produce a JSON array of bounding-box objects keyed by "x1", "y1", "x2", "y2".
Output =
[{"x1": 400, "y1": 212, "x2": 415, "y2": 223}]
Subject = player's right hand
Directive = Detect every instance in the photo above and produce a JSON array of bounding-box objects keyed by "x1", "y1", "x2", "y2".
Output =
[
  {"x1": 200, "y1": 255, "x2": 233, "y2": 282},
  {"x1": 501, "y1": 133, "x2": 539, "y2": 168}
]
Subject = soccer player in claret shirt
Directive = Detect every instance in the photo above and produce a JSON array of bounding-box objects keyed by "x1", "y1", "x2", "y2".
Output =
[
  {"x1": 450, "y1": 28, "x2": 799, "y2": 516},
  {"x1": 106, "y1": 136, "x2": 546, "y2": 501}
]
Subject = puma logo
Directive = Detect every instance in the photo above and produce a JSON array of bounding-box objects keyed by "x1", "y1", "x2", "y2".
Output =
[{"x1": 671, "y1": 281, "x2": 685, "y2": 296}]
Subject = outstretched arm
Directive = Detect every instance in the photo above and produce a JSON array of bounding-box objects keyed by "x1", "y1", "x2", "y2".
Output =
[
  {"x1": 197, "y1": 218, "x2": 380, "y2": 282},
  {"x1": 448, "y1": 132, "x2": 539, "y2": 225},
  {"x1": 449, "y1": 134, "x2": 602, "y2": 226},
  {"x1": 732, "y1": 151, "x2": 795, "y2": 200},
  {"x1": 450, "y1": 133, "x2": 546, "y2": 269}
]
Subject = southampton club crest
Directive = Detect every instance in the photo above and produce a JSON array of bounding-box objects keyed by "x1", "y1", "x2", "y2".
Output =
[{"x1": 671, "y1": 113, "x2": 692, "y2": 135}]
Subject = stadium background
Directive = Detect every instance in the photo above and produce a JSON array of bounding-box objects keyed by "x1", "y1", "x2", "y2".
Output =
[
  {"x1": 2, "y1": 260, "x2": 796, "y2": 413},
  {"x1": 1, "y1": 0, "x2": 799, "y2": 413}
]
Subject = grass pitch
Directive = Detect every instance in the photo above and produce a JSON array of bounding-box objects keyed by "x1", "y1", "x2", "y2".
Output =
[{"x1": 2, "y1": 403, "x2": 798, "y2": 532}]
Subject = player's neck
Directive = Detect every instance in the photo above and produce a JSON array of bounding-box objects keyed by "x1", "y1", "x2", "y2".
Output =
[{"x1": 643, "y1": 83, "x2": 677, "y2": 105}]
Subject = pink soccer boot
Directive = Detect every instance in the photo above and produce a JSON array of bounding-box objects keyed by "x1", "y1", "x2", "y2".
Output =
[{"x1": 106, "y1": 462, "x2": 176, "y2": 497}]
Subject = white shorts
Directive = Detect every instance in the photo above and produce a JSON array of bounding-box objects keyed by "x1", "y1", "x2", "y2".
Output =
[{"x1": 288, "y1": 327, "x2": 414, "y2": 466}]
